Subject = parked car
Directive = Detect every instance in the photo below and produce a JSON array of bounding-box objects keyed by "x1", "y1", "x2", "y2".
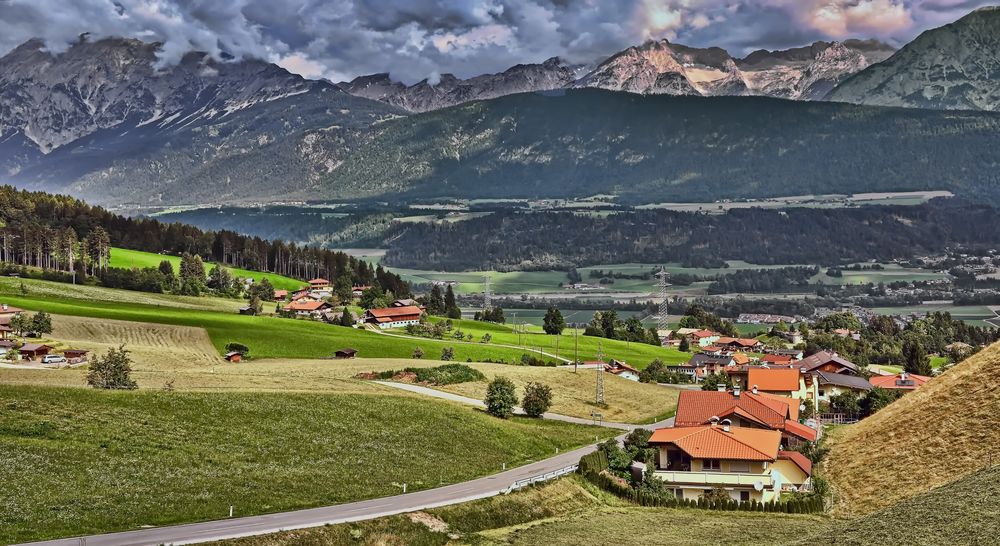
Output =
[{"x1": 41, "y1": 355, "x2": 67, "y2": 364}]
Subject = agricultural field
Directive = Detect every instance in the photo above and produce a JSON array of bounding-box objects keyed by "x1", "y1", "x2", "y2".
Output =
[
  {"x1": 810, "y1": 263, "x2": 948, "y2": 286},
  {"x1": 824, "y1": 342, "x2": 1000, "y2": 517},
  {"x1": 0, "y1": 279, "x2": 556, "y2": 363},
  {"x1": 208, "y1": 476, "x2": 831, "y2": 546},
  {"x1": 389, "y1": 268, "x2": 575, "y2": 296},
  {"x1": 870, "y1": 305, "x2": 997, "y2": 328},
  {"x1": 421, "y1": 317, "x2": 689, "y2": 367},
  {"x1": 0, "y1": 276, "x2": 244, "y2": 313},
  {"x1": 496, "y1": 307, "x2": 651, "y2": 327},
  {"x1": 0, "y1": 385, "x2": 614, "y2": 544},
  {"x1": 109, "y1": 247, "x2": 305, "y2": 291}
]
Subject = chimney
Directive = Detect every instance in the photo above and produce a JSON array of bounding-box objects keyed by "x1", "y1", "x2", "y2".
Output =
[
  {"x1": 1, "y1": 304, "x2": 6, "y2": 311},
  {"x1": 733, "y1": 385, "x2": 741, "y2": 398},
  {"x1": 900, "y1": 371, "x2": 908, "y2": 380},
  {"x1": 721, "y1": 418, "x2": 732, "y2": 432},
  {"x1": 751, "y1": 384, "x2": 759, "y2": 395},
  {"x1": 709, "y1": 416, "x2": 720, "y2": 426},
  {"x1": 717, "y1": 384, "x2": 726, "y2": 392}
]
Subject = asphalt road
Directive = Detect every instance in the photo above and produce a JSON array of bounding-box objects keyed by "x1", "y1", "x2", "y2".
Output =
[{"x1": 19, "y1": 385, "x2": 674, "y2": 546}]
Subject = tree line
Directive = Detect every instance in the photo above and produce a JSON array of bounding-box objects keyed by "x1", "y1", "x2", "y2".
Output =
[
  {"x1": 0, "y1": 186, "x2": 408, "y2": 296},
  {"x1": 381, "y1": 201, "x2": 1000, "y2": 271}
]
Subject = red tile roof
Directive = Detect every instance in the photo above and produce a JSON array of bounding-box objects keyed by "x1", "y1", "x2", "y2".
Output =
[
  {"x1": 782, "y1": 419, "x2": 818, "y2": 442},
  {"x1": 747, "y1": 368, "x2": 801, "y2": 392},
  {"x1": 869, "y1": 373, "x2": 931, "y2": 390},
  {"x1": 690, "y1": 330, "x2": 717, "y2": 339},
  {"x1": 284, "y1": 300, "x2": 330, "y2": 312},
  {"x1": 762, "y1": 354, "x2": 794, "y2": 365},
  {"x1": 674, "y1": 390, "x2": 789, "y2": 429},
  {"x1": 366, "y1": 306, "x2": 423, "y2": 322},
  {"x1": 778, "y1": 450, "x2": 813, "y2": 475},
  {"x1": 717, "y1": 337, "x2": 762, "y2": 348},
  {"x1": 649, "y1": 425, "x2": 781, "y2": 461},
  {"x1": 308, "y1": 278, "x2": 330, "y2": 285}
]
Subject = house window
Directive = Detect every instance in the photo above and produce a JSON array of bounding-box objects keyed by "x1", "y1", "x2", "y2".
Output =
[
  {"x1": 729, "y1": 461, "x2": 750, "y2": 473},
  {"x1": 740, "y1": 491, "x2": 751, "y2": 502},
  {"x1": 702, "y1": 459, "x2": 721, "y2": 472},
  {"x1": 818, "y1": 389, "x2": 826, "y2": 397}
]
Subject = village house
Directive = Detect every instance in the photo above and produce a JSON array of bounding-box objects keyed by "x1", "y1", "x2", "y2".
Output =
[
  {"x1": 308, "y1": 278, "x2": 331, "y2": 290},
  {"x1": 363, "y1": 306, "x2": 423, "y2": 329},
  {"x1": 689, "y1": 329, "x2": 721, "y2": 347},
  {"x1": 715, "y1": 337, "x2": 764, "y2": 352},
  {"x1": 273, "y1": 289, "x2": 289, "y2": 301},
  {"x1": 391, "y1": 298, "x2": 424, "y2": 310},
  {"x1": 814, "y1": 370, "x2": 873, "y2": 402},
  {"x1": 761, "y1": 354, "x2": 795, "y2": 366},
  {"x1": 796, "y1": 351, "x2": 859, "y2": 376},
  {"x1": 679, "y1": 353, "x2": 735, "y2": 381},
  {"x1": 742, "y1": 367, "x2": 818, "y2": 408},
  {"x1": 605, "y1": 359, "x2": 640, "y2": 381},
  {"x1": 648, "y1": 421, "x2": 812, "y2": 503},
  {"x1": 282, "y1": 300, "x2": 333, "y2": 318},
  {"x1": 351, "y1": 285, "x2": 372, "y2": 298},
  {"x1": 674, "y1": 387, "x2": 818, "y2": 445},
  {"x1": 0, "y1": 303, "x2": 24, "y2": 320},
  {"x1": 868, "y1": 371, "x2": 931, "y2": 391}
]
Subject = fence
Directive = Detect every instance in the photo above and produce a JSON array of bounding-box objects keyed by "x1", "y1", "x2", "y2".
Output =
[
  {"x1": 818, "y1": 413, "x2": 859, "y2": 425},
  {"x1": 503, "y1": 464, "x2": 578, "y2": 494}
]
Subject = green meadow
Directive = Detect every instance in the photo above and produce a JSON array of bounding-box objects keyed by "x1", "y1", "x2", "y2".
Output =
[
  {"x1": 109, "y1": 247, "x2": 305, "y2": 291},
  {"x1": 0, "y1": 385, "x2": 613, "y2": 544}
]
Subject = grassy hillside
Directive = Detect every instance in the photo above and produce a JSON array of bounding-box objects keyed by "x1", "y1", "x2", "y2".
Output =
[
  {"x1": 423, "y1": 317, "x2": 689, "y2": 367},
  {"x1": 110, "y1": 247, "x2": 304, "y2": 291},
  {"x1": 818, "y1": 466, "x2": 1000, "y2": 545},
  {"x1": 824, "y1": 341, "x2": 1000, "y2": 516},
  {"x1": 0, "y1": 386, "x2": 612, "y2": 544},
  {"x1": 208, "y1": 475, "x2": 831, "y2": 546},
  {"x1": 0, "y1": 278, "x2": 551, "y2": 362}
]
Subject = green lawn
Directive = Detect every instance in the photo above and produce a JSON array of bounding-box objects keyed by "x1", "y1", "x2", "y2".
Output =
[
  {"x1": 0, "y1": 279, "x2": 561, "y2": 362},
  {"x1": 109, "y1": 247, "x2": 305, "y2": 291},
  {"x1": 0, "y1": 385, "x2": 612, "y2": 544},
  {"x1": 495, "y1": 308, "x2": 651, "y2": 327},
  {"x1": 425, "y1": 317, "x2": 689, "y2": 367}
]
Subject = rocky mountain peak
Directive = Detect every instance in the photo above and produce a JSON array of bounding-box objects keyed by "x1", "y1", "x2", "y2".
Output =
[{"x1": 827, "y1": 6, "x2": 1000, "y2": 110}]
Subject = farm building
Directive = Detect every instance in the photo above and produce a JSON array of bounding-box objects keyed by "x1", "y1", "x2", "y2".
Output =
[
  {"x1": 224, "y1": 352, "x2": 243, "y2": 363},
  {"x1": 19, "y1": 343, "x2": 52, "y2": 361},
  {"x1": 334, "y1": 348, "x2": 359, "y2": 359},
  {"x1": 363, "y1": 306, "x2": 423, "y2": 329}
]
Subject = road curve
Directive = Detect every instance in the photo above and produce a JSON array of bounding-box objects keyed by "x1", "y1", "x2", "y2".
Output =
[{"x1": 18, "y1": 387, "x2": 674, "y2": 546}]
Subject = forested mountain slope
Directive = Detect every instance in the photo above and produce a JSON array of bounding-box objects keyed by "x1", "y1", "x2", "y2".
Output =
[{"x1": 321, "y1": 89, "x2": 1000, "y2": 205}]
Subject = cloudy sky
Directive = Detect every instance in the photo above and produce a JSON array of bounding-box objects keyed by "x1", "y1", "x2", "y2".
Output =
[{"x1": 0, "y1": 0, "x2": 993, "y2": 84}]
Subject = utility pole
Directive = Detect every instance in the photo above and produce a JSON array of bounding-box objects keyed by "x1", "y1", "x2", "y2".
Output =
[
  {"x1": 595, "y1": 342, "x2": 605, "y2": 405},
  {"x1": 574, "y1": 325, "x2": 579, "y2": 373},
  {"x1": 483, "y1": 275, "x2": 492, "y2": 313},
  {"x1": 655, "y1": 267, "x2": 671, "y2": 335}
]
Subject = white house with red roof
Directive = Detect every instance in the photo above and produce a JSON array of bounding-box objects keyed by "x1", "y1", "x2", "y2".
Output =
[{"x1": 363, "y1": 306, "x2": 423, "y2": 329}]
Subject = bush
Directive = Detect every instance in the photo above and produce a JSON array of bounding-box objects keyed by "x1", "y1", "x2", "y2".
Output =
[
  {"x1": 412, "y1": 347, "x2": 424, "y2": 359},
  {"x1": 521, "y1": 382, "x2": 553, "y2": 417},
  {"x1": 440, "y1": 347, "x2": 455, "y2": 361},
  {"x1": 224, "y1": 342, "x2": 250, "y2": 357},
  {"x1": 86, "y1": 345, "x2": 137, "y2": 390},
  {"x1": 485, "y1": 376, "x2": 518, "y2": 419}
]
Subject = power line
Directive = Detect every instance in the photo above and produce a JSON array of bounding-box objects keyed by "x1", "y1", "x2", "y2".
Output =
[{"x1": 655, "y1": 267, "x2": 671, "y2": 334}]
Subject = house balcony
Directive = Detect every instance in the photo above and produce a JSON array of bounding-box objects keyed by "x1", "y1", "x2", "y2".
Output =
[{"x1": 652, "y1": 470, "x2": 773, "y2": 488}]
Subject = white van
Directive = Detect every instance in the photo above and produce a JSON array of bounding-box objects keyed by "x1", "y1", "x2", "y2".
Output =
[{"x1": 41, "y1": 354, "x2": 67, "y2": 364}]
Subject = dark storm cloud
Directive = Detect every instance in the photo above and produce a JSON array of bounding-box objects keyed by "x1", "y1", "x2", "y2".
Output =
[{"x1": 0, "y1": 0, "x2": 992, "y2": 84}]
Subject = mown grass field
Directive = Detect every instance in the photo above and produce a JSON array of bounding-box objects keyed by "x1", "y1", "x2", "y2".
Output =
[
  {"x1": 818, "y1": 465, "x2": 1000, "y2": 546},
  {"x1": 109, "y1": 247, "x2": 305, "y2": 291},
  {"x1": 824, "y1": 341, "x2": 1000, "y2": 516},
  {"x1": 0, "y1": 385, "x2": 614, "y2": 544},
  {"x1": 209, "y1": 475, "x2": 831, "y2": 546}
]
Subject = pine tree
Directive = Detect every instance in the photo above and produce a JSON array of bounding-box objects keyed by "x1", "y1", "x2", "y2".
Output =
[{"x1": 542, "y1": 306, "x2": 566, "y2": 335}]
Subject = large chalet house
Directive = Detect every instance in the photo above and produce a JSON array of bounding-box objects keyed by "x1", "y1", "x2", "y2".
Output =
[
  {"x1": 363, "y1": 306, "x2": 423, "y2": 329},
  {"x1": 678, "y1": 353, "x2": 734, "y2": 380},
  {"x1": 648, "y1": 421, "x2": 812, "y2": 503},
  {"x1": 282, "y1": 300, "x2": 333, "y2": 318},
  {"x1": 674, "y1": 387, "x2": 818, "y2": 445}
]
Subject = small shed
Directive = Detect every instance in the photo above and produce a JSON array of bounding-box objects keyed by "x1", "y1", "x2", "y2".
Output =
[
  {"x1": 20, "y1": 343, "x2": 52, "y2": 360},
  {"x1": 334, "y1": 348, "x2": 359, "y2": 359},
  {"x1": 63, "y1": 349, "x2": 89, "y2": 362},
  {"x1": 0, "y1": 339, "x2": 16, "y2": 350},
  {"x1": 238, "y1": 306, "x2": 256, "y2": 316},
  {"x1": 224, "y1": 352, "x2": 243, "y2": 363}
]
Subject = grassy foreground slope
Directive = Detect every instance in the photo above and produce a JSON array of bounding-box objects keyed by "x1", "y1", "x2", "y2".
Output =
[
  {"x1": 818, "y1": 466, "x2": 1000, "y2": 546},
  {"x1": 0, "y1": 385, "x2": 612, "y2": 544},
  {"x1": 209, "y1": 475, "x2": 831, "y2": 546},
  {"x1": 825, "y1": 341, "x2": 1000, "y2": 516}
]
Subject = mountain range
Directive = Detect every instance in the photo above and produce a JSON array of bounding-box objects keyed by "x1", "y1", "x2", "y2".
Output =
[
  {"x1": 1, "y1": 7, "x2": 1000, "y2": 206},
  {"x1": 338, "y1": 38, "x2": 896, "y2": 112}
]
